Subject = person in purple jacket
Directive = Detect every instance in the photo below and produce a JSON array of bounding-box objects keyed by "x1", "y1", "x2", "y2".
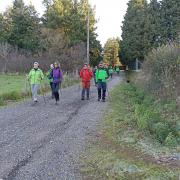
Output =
[{"x1": 51, "y1": 62, "x2": 63, "y2": 104}]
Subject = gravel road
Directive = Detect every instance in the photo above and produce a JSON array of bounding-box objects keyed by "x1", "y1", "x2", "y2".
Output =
[{"x1": 0, "y1": 75, "x2": 122, "y2": 180}]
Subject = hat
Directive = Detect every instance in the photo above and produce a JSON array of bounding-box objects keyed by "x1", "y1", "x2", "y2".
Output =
[{"x1": 34, "y1": 62, "x2": 39, "y2": 65}]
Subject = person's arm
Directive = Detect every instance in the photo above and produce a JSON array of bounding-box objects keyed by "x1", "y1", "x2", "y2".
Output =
[
  {"x1": 95, "y1": 70, "x2": 99, "y2": 83},
  {"x1": 79, "y1": 69, "x2": 83, "y2": 78},
  {"x1": 90, "y1": 70, "x2": 93, "y2": 78}
]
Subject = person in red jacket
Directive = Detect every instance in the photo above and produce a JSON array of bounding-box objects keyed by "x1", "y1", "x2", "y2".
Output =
[{"x1": 80, "y1": 63, "x2": 93, "y2": 100}]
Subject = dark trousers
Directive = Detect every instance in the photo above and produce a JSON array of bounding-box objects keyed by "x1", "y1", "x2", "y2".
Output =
[
  {"x1": 97, "y1": 81, "x2": 106, "y2": 100},
  {"x1": 52, "y1": 82, "x2": 60, "y2": 102}
]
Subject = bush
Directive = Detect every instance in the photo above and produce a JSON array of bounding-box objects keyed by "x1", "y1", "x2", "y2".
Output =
[
  {"x1": 165, "y1": 132, "x2": 177, "y2": 146},
  {"x1": 142, "y1": 44, "x2": 180, "y2": 99},
  {"x1": 2, "y1": 91, "x2": 21, "y2": 101},
  {"x1": 153, "y1": 122, "x2": 170, "y2": 143},
  {"x1": 0, "y1": 97, "x2": 4, "y2": 106},
  {"x1": 123, "y1": 83, "x2": 179, "y2": 145}
]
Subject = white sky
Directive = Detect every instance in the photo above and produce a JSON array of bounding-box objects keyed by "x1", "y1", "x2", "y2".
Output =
[{"x1": 0, "y1": 0, "x2": 128, "y2": 46}]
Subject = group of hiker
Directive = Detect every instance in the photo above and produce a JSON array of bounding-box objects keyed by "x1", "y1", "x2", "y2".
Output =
[
  {"x1": 28, "y1": 61, "x2": 119, "y2": 105},
  {"x1": 28, "y1": 61, "x2": 63, "y2": 105}
]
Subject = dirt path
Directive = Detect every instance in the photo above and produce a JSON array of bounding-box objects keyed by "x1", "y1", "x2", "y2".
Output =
[{"x1": 0, "y1": 75, "x2": 123, "y2": 180}]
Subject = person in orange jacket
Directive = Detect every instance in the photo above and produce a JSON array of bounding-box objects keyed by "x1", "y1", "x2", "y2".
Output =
[{"x1": 79, "y1": 63, "x2": 93, "y2": 100}]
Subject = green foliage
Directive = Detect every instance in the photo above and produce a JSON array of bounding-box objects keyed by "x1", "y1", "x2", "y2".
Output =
[
  {"x1": 143, "y1": 44, "x2": 180, "y2": 98},
  {"x1": 121, "y1": 0, "x2": 180, "y2": 65},
  {"x1": 42, "y1": 0, "x2": 101, "y2": 65},
  {"x1": 6, "y1": 0, "x2": 41, "y2": 51},
  {"x1": 165, "y1": 132, "x2": 177, "y2": 146},
  {"x1": 153, "y1": 122, "x2": 170, "y2": 143},
  {"x1": 103, "y1": 38, "x2": 121, "y2": 66},
  {"x1": 121, "y1": 0, "x2": 150, "y2": 65},
  {"x1": 119, "y1": 83, "x2": 179, "y2": 145},
  {"x1": 2, "y1": 91, "x2": 21, "y2": 101}
]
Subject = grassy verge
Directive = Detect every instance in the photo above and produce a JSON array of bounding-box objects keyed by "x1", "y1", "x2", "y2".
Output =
[
  {"x1": 0, "y1": 74, "x2": 80, "y2": 106},
  {"x1": 81, "y1": 82, "x2": 179, "y2": 179}
]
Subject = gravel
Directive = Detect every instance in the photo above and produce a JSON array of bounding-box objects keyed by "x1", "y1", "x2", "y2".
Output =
[{"x1": 0, "y1": 75, "x2": 123, "y2": 180}]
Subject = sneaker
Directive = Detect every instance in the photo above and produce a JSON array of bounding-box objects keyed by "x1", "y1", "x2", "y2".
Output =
[{"x1": 98, "y1": 98, "x2": 101, "y2": 101}]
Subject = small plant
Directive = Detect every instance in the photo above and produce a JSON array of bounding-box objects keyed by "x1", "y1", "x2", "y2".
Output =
[
  {"x1": 153, "y1": 122, "x2": 170, "y2": 143},
  {"x1": 165, "y1": 132, "x2": 177, "y2": 146}
]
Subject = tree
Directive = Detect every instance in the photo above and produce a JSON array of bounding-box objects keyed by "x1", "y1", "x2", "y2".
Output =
[
  {"x1": 160, "y1": 0, "x2": 180, "y2": 44},
  {"x1": 8, "y1": 0, "x2": 41, "y2": 52},
  {"x1": 147, "y1": 0, "x2": 162, "y2": 47},
  {"x1": 103, "y1": 38, "x2": 120, "y2": 66},
  {"x1": 121, "y1": 0, "x2": 150, "y2": 65}
]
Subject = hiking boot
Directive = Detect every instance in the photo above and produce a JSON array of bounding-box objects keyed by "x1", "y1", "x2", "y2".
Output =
[
  {"x1": 98, "y1": 98, "x2": 101, "y2": 101},
  {"x1": 81, "y1": 97, "x2": 85, "y2": 100}
]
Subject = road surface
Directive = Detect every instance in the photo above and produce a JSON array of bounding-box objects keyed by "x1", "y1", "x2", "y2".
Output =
[{"x1": 0, "y1": 75, "x2": 122, "y2": 180}]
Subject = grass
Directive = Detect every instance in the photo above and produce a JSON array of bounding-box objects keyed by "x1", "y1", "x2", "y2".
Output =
[
  {"x1": 0, "y1": 73, "x2": 80, "y2": 106},
  {"x1": 81, "y1": 82, "x2": 180, "y2": 179},
  {"x1": 0, "y1": 74, "x2": 26, "y2": 95}
]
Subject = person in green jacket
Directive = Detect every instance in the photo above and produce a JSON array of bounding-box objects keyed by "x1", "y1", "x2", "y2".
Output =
[
  {"x1": 109, "y1": 66, "x2": 114, "y2": 78},
  {"x1": 115, "y1": 66, "x2": 120, "y2": 75},
  {"x1": 46, "y1": 64, "x2": 54, "y2": 99},
  {"x1": 28, "y1": 62, "x2": 44, "y2": 103},
  {"x1": 95, "y1": 62, "x2": 109, "y2": 102}
]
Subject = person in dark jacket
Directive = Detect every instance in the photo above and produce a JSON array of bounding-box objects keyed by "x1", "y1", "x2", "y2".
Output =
[
  {"x1": 51, "y1": 62, "x2": 63, "y2": 104},
  {"x1": 46, "y1": 64, "x2": 54, "y2": 98}
]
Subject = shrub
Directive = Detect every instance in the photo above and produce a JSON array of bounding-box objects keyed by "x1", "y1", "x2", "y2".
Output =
[
  {"x1": 2, "y1": 91, "x2": 21, "y2": 101},
  {"x1": 153, "y1": 122, "x2": 170, "y2": 143},
  {"x1": 165, "y1": 132, "x2": 177, "y2": 146},
  {"x1": 142, "y1": 44, "x2": 180, "y2": 99},
  {"x1": 0, "y1": 97, "x2": 4, "y2": 106}
]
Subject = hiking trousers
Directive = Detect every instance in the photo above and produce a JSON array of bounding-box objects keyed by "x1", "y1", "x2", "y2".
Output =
[
  {"x1": 97, "y1": 81, "x2": 106, "y2": 100},
  {"x1": 52, "y1": 82, "x2": 60, "y2": 102},
  {"x1": 82, "y1": 81, "x2": 90, "y2": 99},
  {"x1": 31, "y1": 84, "x2": 40, "y2": 101}
]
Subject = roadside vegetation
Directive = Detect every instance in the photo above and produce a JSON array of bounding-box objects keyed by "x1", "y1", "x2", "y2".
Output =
[
  {"x1": 81, "y1": 81, "x2": 179, "y2": 179},
  {"x1": 0, "y1": 73, "x2": 80, "y2": 106}
]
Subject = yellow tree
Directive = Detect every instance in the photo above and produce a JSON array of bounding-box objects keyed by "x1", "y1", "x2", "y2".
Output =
[{"x1": 103, "y1": 38, "x2": 121, "y2": 66}]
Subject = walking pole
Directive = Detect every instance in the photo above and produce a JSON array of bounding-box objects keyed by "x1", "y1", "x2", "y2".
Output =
[
  {"x1": 60, "y1": 82, "x2": 62, "y2": 95},
  {"x1": 106, "y1": 83, "x2": 111, "y2": 101},
  {"x1": 27, "y1": 78, "x2": 33, "y2": 100},
  {"x1": 41, "y1": 83, "x2": 46, "y2": 105}
]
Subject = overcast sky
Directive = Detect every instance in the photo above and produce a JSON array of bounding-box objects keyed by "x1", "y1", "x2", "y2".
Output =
[{"x1": 0, "y1": 0, "x2": 128, "y2": 45}]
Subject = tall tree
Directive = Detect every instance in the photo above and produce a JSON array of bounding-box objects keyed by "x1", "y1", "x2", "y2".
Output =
[
  {"x1": 147, "y1": 0, "x2": 162, "y2": 47},
  {"x1": 121, "y1": 0, "x2": 150, "y2": 65},
  {"x1": 160, "y1": 0, "x2": 180, "y2": 44},
  {"x1": 8, "y1": 0, "x2": 40, "y2": 51},
  {"x1": 103, "y1": 38, "x2": 120, "y2": 66}
]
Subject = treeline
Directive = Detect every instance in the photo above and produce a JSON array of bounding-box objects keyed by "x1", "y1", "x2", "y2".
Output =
[
  {"x1": 0, "y1": 0, "x2": 102, "y2": 73},
  {"x1": 121, "y1": 0, "x2": 180, "y2": 65}
]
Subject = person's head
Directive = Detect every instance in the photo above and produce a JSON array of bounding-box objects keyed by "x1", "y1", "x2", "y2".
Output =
[
  {"x1": 50, "y1": 64, "x2": 54, "y2": 69},
  {"x1": 98, "y1": 61, "x2": 103, "y2": 68},
  {"x1": 83, "y1": 63, "x2": 88, "y2": 69},
  {"x1": 33, "y1": 62, "x2": 39, "y2": 69},
  {"x1": 54, "y1": 62, "x2": 60, "y2": 68}
]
